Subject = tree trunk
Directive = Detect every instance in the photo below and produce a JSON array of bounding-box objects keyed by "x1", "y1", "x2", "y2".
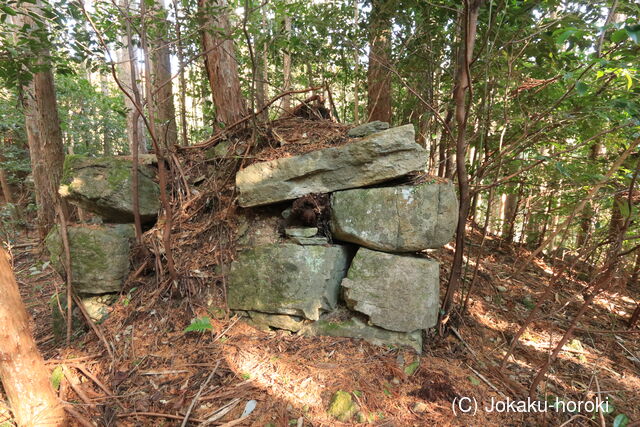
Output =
[
  {"x1": 0, "y1": 167, "x2": 14, "y2": 206},
  {"x1": 502, "y1": 191, "x2": 518, "y2": 242},
  {"x1": 199, "y1": 0, "x2": 247, "y2": 127},
  {"x1": 149, "y1": 0, "x2": 178, "y2": 149},
  {"x1": 171, "y1": 0, "x2": 189, "y2": 146},
  {"x1": 256, "y1": 10, "x2": 269, "y2": 120},
  {"x1": 353, "y1": 0, "x2": 360, "y2": 123},
  {"x1": 14, "y1": 4, "x2": 66, "y2": 238},
  {"x1": 366, "y1": 0, "x2": 393, "y2": 123},
  {"x1": 255, "y1": 22, "x2": 267, "y2": 118},
  {"x1": 577, "y1": 143, "x2": 604, "y2": 246},
  {"x1": 0, "y1": 249, "x2": 66, "y2": 426},
  {"x1": 99, "y1": 73, "x2": 112, "y2": 156},
  {"x1": 441, "y1": 0, "x2": 483, "y2": 317},
  {"x1": 281, "y1": 11, "x2": 292, "y2": 112},
  {"x1": 117, "y1": 0, "x2": 147, "y2": 155}
]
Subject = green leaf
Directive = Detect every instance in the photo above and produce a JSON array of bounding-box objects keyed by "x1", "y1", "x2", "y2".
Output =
[
  {"x1": 184, "y1": 316, "x2": 214, "y2": 333},
  {"x1": 468, "y1": 376, "x2": 481, "y2": 386},
  {"x1": 50, "y1": 365, "x2": 64, "y2": 391},
  {"x1": 601, "y1": 402, "x2": 615, "y2": 415},
  {"x1": 613, "y1": 413, "x2": 629, "y2": 427},
  {"x1": 555, "y1": 28, "x2": 577, "y2": 44},
  {"x1": 0, "y1": 5, "x2": 17, "y2": 16},
  {"x1": 575, "y1": 81, "x2": 588, "y2": 96},
  {"x1": 622, "y1": 70, "x2": 633, "y2": 90},
  {"x1": 555, "y1": 162, "x2": 570, "y2": 178},
  {"x1": 611, "y1": 29, "x2": 628, "y2": 43},
  {"x1": 404, "y1": 361, "x2": 420, "y2": 376},
  {"x1": 617, "y1": 199, "x2": 631, "y2": 219},
  {"x1": 625, "y1": 25, "x2": 640, "y2": 44}
]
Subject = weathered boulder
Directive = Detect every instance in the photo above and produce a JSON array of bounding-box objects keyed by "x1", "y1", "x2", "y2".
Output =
[
  {"x1": 51, "y1": 293, "x2": 115, "y2": 342},
  {"x1": 236, "y1": 125, "x2": 425, "y2": 207},
  {"x1": 238, "y1": 311, "x2": 307, "y2": 332},
  {"x1": 236, "y1": 209, "x2": 282, "y2": 248},
  {"x1": 59, "y1": 155, "x2": 160, "y2": 223},
  {"x1": 300, "y1": 313, "x2": 423, "y2": 353},
  {"x1": 341, "y1": 248, "x2": 439, "y2": 332},
  {"x1": 228, "y1": 244, "x2": 351, "y2": 320},
  {"x1": 347, "y1": 120, "x2": 389, "y2": 137},
  {"x1": 330, "y1": 182, "x2": 458, "y2": 252},
  {"x1": 46, "y1": 224, "x2": 135, "y2": 294}
]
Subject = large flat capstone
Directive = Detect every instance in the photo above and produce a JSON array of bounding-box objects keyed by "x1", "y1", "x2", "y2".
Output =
[
  {"x1": 46, "y1": 224, "x2": 135, "y2": 294},
  {"x1": 235, "y1": 125, "x2": 425, "y2": 207},
  {"x1": 341, "y1": 248, "x2": 439, "y2": 332},
  {"x1": 330, "y1": 182, "x2": 458, "y2": 252},
  {"x1": 59, "y1": 155, "x2": 160, "y2": 223},
  {"x1": 227, "y1": 244, "x2": 351, "y2": 320}
]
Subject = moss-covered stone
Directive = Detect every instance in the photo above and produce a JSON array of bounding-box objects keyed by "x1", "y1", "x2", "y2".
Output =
[
  {"x1": 227, "y1": 244, "x2": 351, "y2": 320},
  {"x1": 59, "y1": 155, "x2": 160, "y2": 223},
  {"x1": 341, "y1": 248, "x2": 439, "y2": 332},
  {"x1": 330, "y1": 182, "x2": 458, "y2": 252},
  {"x1": 327, "y1": 391, "x2": 358, "y2": 422},
  {"x1": 46, "y1": 224, "x2": 135, "y2": 294}
]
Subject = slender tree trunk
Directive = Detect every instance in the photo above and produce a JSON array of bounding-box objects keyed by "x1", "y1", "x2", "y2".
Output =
[
  {"x1": 353, "y1": 0, "x2": 360, "y2": 123},
  {"x1": 282, "y1": 10, "x2": 292, "y2": 112},
  {"x1": 438, "y1": 109, "x2": 453, "y2": 177},
  {"x1": 577, "y1": 143, "x2": 603, "y2": 246},
  {"x1": 99, "y1": 73, "x2": 112, "y2": 155},
  {"x1": 171, "y1": 0, "x2": 189, "y2": 146},
  {"x1": 441, "y1": 0, "x2": 483, "y2": 318},
  {"x1": 14, "y1": 4, "x2": 66, "y2": 238},
  {"x1": 117, "y1": 0, "x2": 147, "y2": 155},
  {"x1": 366, "y1": 0, "x2": 393, "y2": 123},
  {"x1": 629, "y1": 250, "x2": 640, "y2": 287},
  {"x1": 149, "y1": 0, "x2": 178, "y2": 149},
  {"x1": 255, "y1": 15, "x2": 267, "y2": 118},
  {"x1": 259, "y1": 11, "x2": 269, "y2": 118},
  {"x1": 0, "y1": 249, "x2": 66, "y2": 426},
  {"x1": 0, "y1": 167, "x2": 13, "y2": 205},
  {"x1": 502, "y1": 191, "x2": 518, "y2": 241},
  {"x1": 199, "y1": 0, "x2": 247, "y2": 127},
  {"x1": 629, "y1": 303, "x2": 640, "y2": 328}
]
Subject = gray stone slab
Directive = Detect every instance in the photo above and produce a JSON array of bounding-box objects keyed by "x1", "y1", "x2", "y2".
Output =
[
  {"x1": 347, "y1": 121, "x2": 390, "y2": 137},
  {"x1": 227, "y1": 244, "x2": 351, "y2": 320},
  {"x1": 235, "y1": 125, "x2": 425, "y2": 207},
  {"x1": 341, "y1": 248, "x2": 439, "y2": 332},
  {"x1": 300, "y1": 315, "x2": 422, "y2": 353},
  {"x1": 330, "y1": 182, "x2": 458, "y2": 252},
  {"x1": 46, "y1": 224, "x2": 135, "y2": 294},
  {"x1": 59, "y1": 155, "x2": 160, "y2": 223}
]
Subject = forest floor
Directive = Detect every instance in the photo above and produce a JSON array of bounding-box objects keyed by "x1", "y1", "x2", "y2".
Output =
[{"x1": 4, "y1": 223, "x2": 640, "y2": 427}]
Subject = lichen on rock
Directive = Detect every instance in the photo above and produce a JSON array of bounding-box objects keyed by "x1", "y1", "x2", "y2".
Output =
[
  {"x1": 46, "y1": 223, "x2": 135, "y2": 294},
  {"x1": 60, "y1": 155, "x2": 160, "y2": 223},
  {"x1": 227, "y1": 243, "x2": 351, "y2": 320}
]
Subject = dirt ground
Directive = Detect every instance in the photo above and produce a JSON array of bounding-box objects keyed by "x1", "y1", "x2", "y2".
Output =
[{"x1": 2, "y1": 223, "x2": 640, "y2": 427}]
